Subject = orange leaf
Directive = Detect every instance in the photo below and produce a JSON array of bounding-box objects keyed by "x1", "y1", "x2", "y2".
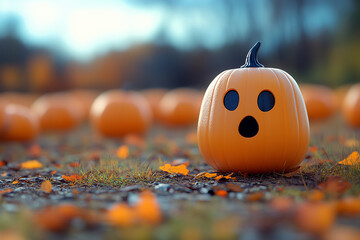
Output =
[
  {"x1": 339, "y1": 151, "x2": 360, "y2": 165},
  {"x1": 215, "y1": 175, "x2": 224, "y2": 180},
  {"x1": 40, "y1": 180, "x2": 52, "y2": 193},
  {"x1": 12, "y1": 180, "x2": 19, "y2": 184},
  {"x1": 116, "y1": 145, "x2": 129, "y2": 159},
  {"x1": 0, "y1": 188, "x2": 13, "y2": 195},
  {"x1": 247, "y1": 192, "x2": 264, "y2": 202},
  {"x1": 308, "y1": 146, "x2": 318, "y2": 153},
  {"x1": 296, "y1": 202, "x2": 336, "y2": 234},
  {"x1": 62, "y1": 174, "x2": 82, "y2": 182},
  {"x1": 337, "y1": 197, "x2": 360, "y2": 216},
  {"x1": 69, "y1": 162, "x2": 80, "y2": 168},
  {"x1": 107, "y1": 203, "x2": 134, "y2": 227},
  {"x1": 51, "y1": 170, "x2": 56, "y2": 175},
  {"x1": 159, "y1": 163, "x2": 189, "y2": 175},
  {"x1": 134, "y1": 191, "x2": 162, "y2": 225},
  {"x1": 318, "y1": 176, "x2": 352, "y2": 195},
  {"x1": 21, "y1": 160, "x2": 43, "y2": 169},
  {"x1": 224, "y1": 173, "x2": 236, "y2": 180},
  {"x1": 215, "y1": 190, "x2": 228, "y2": 197}
]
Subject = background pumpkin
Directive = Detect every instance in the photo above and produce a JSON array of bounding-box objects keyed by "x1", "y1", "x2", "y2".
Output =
[
  {"x1": 158, "y1": 88, "x2": 202, "y2": 127},
  {"x1": 31, "y1": 93, "x2": 83, "y2": 131},
  {"x1": 90, "y1": 90, "x2": 152, "y2": 137},
  {"x1": 68, "y1": 89, "x2": 100, "y2": 122},
  {"x1": 0, "y1": 104, "x2": 39, "y2": 141},
  {"x1": 197, "y1": 42, "x2": 310, "y2": 173},
  {"x1": 300, "y1": 84, "x2": 336, "y2": 120},
  {"x1": 342, "y1": 83, "x2": 360, "y2": 127}
]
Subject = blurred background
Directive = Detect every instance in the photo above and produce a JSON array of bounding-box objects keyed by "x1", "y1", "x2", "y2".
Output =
[{"x1": 0, "y1": 0, "x2": 359, "y2": 93}]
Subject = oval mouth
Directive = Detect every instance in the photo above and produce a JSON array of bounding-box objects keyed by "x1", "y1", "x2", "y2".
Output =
[{"x1": 238, "y1": 116, "x2": 259, "y2": 138}]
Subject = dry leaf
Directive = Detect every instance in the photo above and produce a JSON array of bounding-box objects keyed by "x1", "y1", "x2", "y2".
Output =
[
  {"x1": 0, "y1": 188, "x2": 13, "y2": 195},
  {"x1": 21, "y1": 160, "x2": 43, "y2": 169},
  {"x1": 159, "y1": 163, "x2": 189, "y2": 175},
  {"x1": 318, "y1": 176, "x2": 352, "y2": 195},
  {"x1": 40, "y1": 180, "x2": 52, "y2": 193},
  {"x1": 116, "y1": 145, "x2": 129, "y2": 159},
  {"x1": 225, "y1": 183, "x2": 243, "y2": 192},
  {"x1": 62, "y1": 174, "x2": 82, "y2": 182},
  {"x1": 337, "y1": 197, "x2": 360, "y2": 216},
  {"x1": 107, "y1": 203, "x2": 134, "y2": 227},
  {"x1": 339, "y1": 151, "x2": 360, "y2": 165},
  {"x1": 12, "y1": 180, "x2": 19, "y2": 184},
  {"x1": 215, "y1": 175, "x2": 224, "y2": 180},
  {"x1": 134, "y1": 191, "x2": 162, "y2": 224},
  {"x1": 296, "y1": 202, "x2": 336, "y2": 234},
  {"x1": 215, "y1": 190, "x2": 228, "y2": 197}
]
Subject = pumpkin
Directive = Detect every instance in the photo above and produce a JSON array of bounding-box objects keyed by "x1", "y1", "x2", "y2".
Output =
[
  {"x1": 90, "y1": 90, "x2": 152, "y2": 137},
  {"x1": 0, "y1": 92, "x2": 39, "y2": 108},
  {"x1": 197, "y1": 42, "x2": 309, "y2": 173},
  {"x1": 300, "y1": 84, "x2": 336, "y2": 120},
  {"x1": 342, "y1": 83, "x2": 360, "y2": 127},
  {"x1": 158, "y1": 88, "x2": 202, "y2": 126},
  {"x1": 140, "y1": 88, "x2": 167, "y2": 122},
  {"x1": 31, "y1": 93, "x2": 83, "y2": 131},
  {"x1": 0, "y1": 104, "x2": 39, "y2": 141}
]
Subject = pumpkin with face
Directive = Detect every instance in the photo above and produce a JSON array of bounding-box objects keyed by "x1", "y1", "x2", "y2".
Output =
[{"x1": 197, "y1": 42, "x2": 310, "y2": 173}]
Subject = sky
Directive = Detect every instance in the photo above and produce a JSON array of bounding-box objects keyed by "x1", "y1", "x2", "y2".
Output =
[{"x1": 0, "y1": 0, "x2": 342, "y2": 61}]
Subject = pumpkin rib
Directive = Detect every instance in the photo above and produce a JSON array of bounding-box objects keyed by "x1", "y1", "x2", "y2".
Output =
[
  {"x1": 280, "y1": 70, "x2": 302, "y2": 167},
  {"x1": 204, "y1": 70, "x2": 229, "y2": 170},
  {"x1": 269, "y1": 68, "x2": 288, "y2": 171},
  {"x1": 222, "y1": 69, "x2": 238, "y2": 171}
]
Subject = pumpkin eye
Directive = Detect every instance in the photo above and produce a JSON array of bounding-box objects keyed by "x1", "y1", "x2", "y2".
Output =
[
  {"x1": 223, "y1": 90, "x2": 239, "y2": 111},
  {"x1": 257, "y1": 90, "x2": 275, "y2": 112}
]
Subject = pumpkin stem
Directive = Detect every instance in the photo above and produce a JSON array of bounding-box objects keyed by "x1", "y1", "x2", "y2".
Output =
[{"x1": 241, "y1": 42, "x2": 264, "y2": 68}]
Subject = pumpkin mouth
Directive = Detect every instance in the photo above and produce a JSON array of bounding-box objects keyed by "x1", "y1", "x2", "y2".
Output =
[{"x1": 238, "y1": 116, "x2": 259, "y2": 138}]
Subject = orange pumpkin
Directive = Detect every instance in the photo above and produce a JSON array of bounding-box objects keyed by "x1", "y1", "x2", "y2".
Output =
[
  {"x1": 90, "y1": 90, "x2": 152, "y2": 137},
  {"x1": 300, "y1": 84, "x2": 336, "y2": 120},
  {"x1": 197, "y1": 42, "x2": 309, "y2": 173},
  {"x1": 0, "y1": 104, "x2": 39, "y2": 141},
  {"x1": 141, "y1": 88, "x2": 167, "y2": 122},
  {"x1": 342, "y1": 83, "x2": 360, "y2": 127},
  {"x1": 31, "y1": 93, "x2": 83, "y2": 131},
  {"x1": 158, "y1": 88, "x2": 202, "y2": 126}
]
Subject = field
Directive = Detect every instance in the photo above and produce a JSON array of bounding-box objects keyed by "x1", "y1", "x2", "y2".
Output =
[{"x1": 1, "y1": 113, "x2": 360, "y2": 240}]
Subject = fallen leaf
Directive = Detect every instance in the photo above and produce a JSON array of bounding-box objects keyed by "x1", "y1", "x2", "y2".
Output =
[
  {"x1": 40, "y1": 180, "x2": 52, "y2": 193},
  {"x1": 309, "y1": 146, "x2": 319, "y2": 153},
  {"x1": 134, "y1": 191, "x2": 162, "y2": 224},
  {"x1": 339, "y1": 151, "x2": 360, "y2": 165},
  {"x1": 51, "y1": 170, "x2": 56, "y2": 175},
  {"x1": 0, "y1": 188, "x2": 13, "y2": 195},
  {"x1": 107, "y1": 203, "x2": 134, "y2": 227},
  {"x1": 215, "y1": 190, "x2": 228, "y2": 197},
  {"x1": 12, "y1": 180, "x2": 19, "y2": 184},
  {"x1": 62, "y1": 174, "x2": 82, "y2": 182},
  {"x1": 69, "y1": 162, "x2": 80, "y2": 168},
  {"x1": 269, "y1": 197, "x2": 294, "y2": 212},
  {"x1": 116, "y1": 145, "x2": 129, "y2": 159},
  {"x1": 223, "y1": 173, "x2": 236, "y2": 180},
  {"x1": 337, "y1": 197, "x2": 360, "y2": 216},
  {"x1": 247, "y1": 192, "x2": 264, "y2": 202},
  {"x1": 296, "y1": 202, "x2": 336, "y2": 234},
  {"x1": 203, "y1": 172, "x2": 217, "y2": 178},
  {"x1": 225, "y1": 183, "x2": 243, "y2": 192},
  {"x1": 159, "y1": 163, "x2": 189, "y2": 175},
  {"x1": 21, "y1": 160, "x2": 43, "y2": 169},
  {"x1": 318, "y1": 176, "x2": 352, "y2": 195},
  {"x1": 215, "y1": 175, "x2": 224, "y2": 180}
]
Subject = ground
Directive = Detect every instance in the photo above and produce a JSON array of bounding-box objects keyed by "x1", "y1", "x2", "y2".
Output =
[{"x1": 0, "y1": 114, "x2": 360, "y2": 240}]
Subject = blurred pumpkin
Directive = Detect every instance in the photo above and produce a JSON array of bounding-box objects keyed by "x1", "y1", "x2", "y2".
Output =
[
  {"x1": 31, "y1": 93, "x2": 83, "y2": 131},
  {"x1": 334, "y1": 85, "x2": 351, "y2": 111},
  {"x1": 140, "y1": 88, "x2": 167, "y2": 122},
  {"x1": 0, "y1": 92, "x2": 39, "y2": 108},
  {"x1": 68, "y1": 89, "x2": 100, "y2": 122},
  {"x1": 300, "y1": 84, "x2": 336, "y2": 120},
  {"x1": 158, "y1": 88, "x2": 202, "y2": 126},
  {"x1": 198, "y1": 42, "x2": 309, "y2": 173},
  {"x1": 0, "y1": 104, "x2": 39, "y2": 141},
  {"x1": 342, "y1": 83, "x2": 360, "y2": 127},
  {"x1": 90, "y1": 90, "x2": 152, "y2": 137}
]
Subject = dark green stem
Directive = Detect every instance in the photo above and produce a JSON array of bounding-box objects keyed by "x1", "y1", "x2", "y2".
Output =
[{"x1": 241, "y1": 42, "x2": 264, "y2": 68}]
